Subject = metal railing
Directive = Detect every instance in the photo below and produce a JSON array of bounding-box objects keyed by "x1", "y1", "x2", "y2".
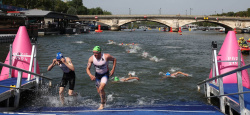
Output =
[
  {"x1": 197, "y1": 41, "x2": 249, "y2": 115},
  {"x1": 0, "y1": 62, "x2": 52, "y2": 108}
]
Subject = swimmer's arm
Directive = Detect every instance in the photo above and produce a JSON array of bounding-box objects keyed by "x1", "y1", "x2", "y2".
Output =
[
  {"x1": 47, "y1": 59, "x2": 57, "y2": 71},
  {"x1": 128, "y1": 77, "x2": 140, "y2": 81},
  {"x1": 107, "y1": 54, "x2": 116, "y2": 77},
  {"x1": 86, "y1": 56, "x2": 95, "y2": 81},
  {"x1": 63, "y1": 57, "x2": 75, "y2": 71},
  {"x1": 176, "y1": 71, "x2": 189, "y2": 76}
]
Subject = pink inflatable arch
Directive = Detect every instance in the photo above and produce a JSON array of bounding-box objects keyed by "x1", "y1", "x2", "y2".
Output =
[
  {"x1": 209, "y1": 31, "x2": 250, "y2": 88},
  {"x1": 0, "y1": 26, "x2": 40, "y2": 81}
]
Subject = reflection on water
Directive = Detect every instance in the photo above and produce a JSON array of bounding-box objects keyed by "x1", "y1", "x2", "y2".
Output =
[{"x1": 1, "y1": 29, "x2": 250, "y2": 110}]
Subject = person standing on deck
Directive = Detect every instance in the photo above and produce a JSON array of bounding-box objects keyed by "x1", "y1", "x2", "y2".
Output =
[
  {"x1": 86, "y1": 46, "x2": 117, "y2": 110},
  {"x1": 47, "y1": 52, "x2": 77, "y2": 105}
]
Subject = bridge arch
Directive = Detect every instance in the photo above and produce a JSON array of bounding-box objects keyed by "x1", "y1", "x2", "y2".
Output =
[
  {"x1": 179, "y1": 20, "x2": 233, "y2": 32},
  {"x1": 118, "y1": 19, "x2": 171, "y2": 27},
  {"x1": 118, "y1": 19, "x2": 171, "y2": 28}
]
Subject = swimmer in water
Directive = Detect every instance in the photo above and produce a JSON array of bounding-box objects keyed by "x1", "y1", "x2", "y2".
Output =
[
  {"x1": 114, "y1": 73, "x2": 139, "y2": 82},
  {"x1": 162, "y1": 71, "x2": 189, "y2": 78}
]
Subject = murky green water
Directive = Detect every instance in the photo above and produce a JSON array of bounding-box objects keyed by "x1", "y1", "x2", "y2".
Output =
[{"x1": 1, "y1": 29, "x2": 250, "y2": 109}]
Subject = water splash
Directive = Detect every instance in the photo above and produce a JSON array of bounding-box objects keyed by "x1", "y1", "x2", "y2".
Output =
[
  {"x1": 107, "y1": 94, "x2": 113, "y2": 102},
  {"x1": 107, "y1": 40, "x2": 116, "y2": 45},
  {"x1": 126, "y1": 45, "x2": 142, "y2": 53},
  {"x1": 73, "y1": 41, "x2": 84, "y2": 44},
  {"x1": 158, "y1": 71, "x2": 165, "y2": 76},
  {"x1": 169, "y1": 67, "x2": 181, "y2": 72},
  {"x1": 149, "y1": 56, "x2": 164, "y2": 62},
  {"x1": 128, "y1": 71, "x2": 136, "y2": 76},
  {"x1": 141, "y1": 51, "x2": 150, "y2": 58}
]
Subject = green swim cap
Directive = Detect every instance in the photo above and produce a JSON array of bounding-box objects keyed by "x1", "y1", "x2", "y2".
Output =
[
  {"x1": 93, "y1": 46, "x2": 101, "y2": 52},
  {"x1": 114, "y1": 76, "x2": 119, "y2": 81}
]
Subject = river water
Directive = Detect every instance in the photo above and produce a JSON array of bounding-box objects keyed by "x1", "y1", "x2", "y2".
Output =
[{"x1": 1, "y1": 29, "x2": 250, "y2": 110}]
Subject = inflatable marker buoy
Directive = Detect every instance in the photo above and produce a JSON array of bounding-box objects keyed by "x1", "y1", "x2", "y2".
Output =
[{"x1": 209, "y1": 31, "x2": 250, "y2": 88}]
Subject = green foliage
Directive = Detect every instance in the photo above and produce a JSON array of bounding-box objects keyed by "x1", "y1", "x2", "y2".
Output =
[
  {"x1": 214, "y1": 8, "x2": 250, "y2": 17},
  {"x1": 2, "y1": 0, "x2": 112, "y2": 15},
  {"x1": 54, "y1": 0, "x2": 68, "y2": 13},
  {"x1": 67, "y1": 7, "x2": 77, "y2": 15},
  {"x1": 77, "y1": 6, "x2": 87, "y2": 15}
]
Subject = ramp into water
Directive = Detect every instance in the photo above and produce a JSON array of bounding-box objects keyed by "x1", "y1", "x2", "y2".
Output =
[{"x1": 8, "y1": 103, "x2": 223, "y2": 115}]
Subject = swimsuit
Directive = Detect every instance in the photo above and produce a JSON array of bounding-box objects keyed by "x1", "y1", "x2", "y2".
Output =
[
  {"x1": 59, "y1": 57, "x2": 75, "y2": 90},
  {"x1": 93, "y1": 54, "x2": 109, "y2": 87}
]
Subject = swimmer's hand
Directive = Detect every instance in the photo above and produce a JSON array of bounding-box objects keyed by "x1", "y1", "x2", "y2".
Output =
[
  {"x1": 52, "y1": 59, "x2": 57, "y2": 66},
  {"x1": 61, "y1": 58, "x2": 66, "y2": 64},
  {"x1": 109, "y1": 69, "x2": 115, "y2": 77},
  {"x1": 90, "y1": 75, "x2": 96, "y2": 81}
]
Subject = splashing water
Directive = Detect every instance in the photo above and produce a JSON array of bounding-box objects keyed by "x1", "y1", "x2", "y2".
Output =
[
  {"x1": 128, "y1": 71, "x2": 136, "y2": 76},
  {"x1": 169, "y1": 67, "x2": 181, "y2": 72},
  {"x1": 158, "y1": 71, "x2": 165, "y2": 76},
  {"x1": 107, "y1": 94, "x2": 113, "y2": 102},
  {"x1": 107, "y1": 40, "x2": 116, "y2": 44},
  {"x1": 149, "y1": 56, "x2": 164, "y2": 62},
  {"x1": 141, "y1": 51, "x2": 150, "y2": 58},
  {"x1": 73, "y1": 41, "x2": 84, "y2": 44}
]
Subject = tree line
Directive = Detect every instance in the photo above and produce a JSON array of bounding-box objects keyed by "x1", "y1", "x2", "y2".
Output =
[
  {"x1": 3, "y1": 0, "x2": 112, "y2": 15},
  {"x1": 211, "y1": 8, "x2": 250, "y2": 17}
]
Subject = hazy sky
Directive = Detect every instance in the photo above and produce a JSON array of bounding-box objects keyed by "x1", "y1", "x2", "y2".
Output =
[{"x1": 83, "y1": 0, "x2": 250, "y2": 15}]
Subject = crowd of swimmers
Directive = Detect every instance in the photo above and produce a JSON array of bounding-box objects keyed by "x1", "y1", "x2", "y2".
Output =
[{"x1": 47, "y1": 46, "x2": 190, "y2": 110}]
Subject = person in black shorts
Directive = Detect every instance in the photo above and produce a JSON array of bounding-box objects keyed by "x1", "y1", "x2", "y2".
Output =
[{"x1": 47, "y1": 52, "x2": 77, "y2": 105}]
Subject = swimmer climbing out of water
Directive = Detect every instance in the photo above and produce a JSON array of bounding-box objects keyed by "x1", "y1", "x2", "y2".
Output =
[
  {"x1": 162, "y1": 71, "x2": 189, "y2": 78},
  {"x1": 86, "y1": 46, "x2": 116, "y2": 110},
  {"x1": 47, "y1": 52, "x2": 77, "y2": 105}
]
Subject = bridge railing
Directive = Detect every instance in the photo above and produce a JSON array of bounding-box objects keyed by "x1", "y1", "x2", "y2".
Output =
[{"x1": 197, "y1": 41, "x2": 248, "y2": 115}]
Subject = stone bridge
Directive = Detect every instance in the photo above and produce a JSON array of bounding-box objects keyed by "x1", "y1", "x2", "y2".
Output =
[{"x1": 78, "y1": 15, "x2": 250, "y2": 32}]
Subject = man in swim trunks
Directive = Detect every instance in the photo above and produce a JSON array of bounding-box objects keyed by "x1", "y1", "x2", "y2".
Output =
[
  {"x1": 47, "y1": 52, "x2": 77, "y2": 105},
  {"x1": 163, "y1": 71, "x2": 189, "y2": 78},
  {"x1": 86, "y1": 46, "x2": 117, "y2": 110}
]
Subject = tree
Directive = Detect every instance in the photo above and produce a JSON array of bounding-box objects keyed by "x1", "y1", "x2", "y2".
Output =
[
  {"x1": 95, "y1": 7, "x2": 103, "y2": 15},
  {"x1": 77, "y1": 5, "x2": 87, "y2": 15},
  {"x1": 87, "y1": 8, "x2": 96, "y2": 15},
  {"x1": 247, "y1": 8, "x2": 250, "y2": 17},
  {"x1": 67, "y1": 6, "x2": 77, "y2": 15},
  {"x1": 54, "y1": 0, "x2": 68, "y2": 13},
  {"x1": 103, "y1": 10, "x2": 112, "y2": 15}
]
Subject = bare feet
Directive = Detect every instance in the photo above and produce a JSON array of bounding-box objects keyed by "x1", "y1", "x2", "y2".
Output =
[{"x1": 97, "y1": 104, "x2": 104, "y2": 110}]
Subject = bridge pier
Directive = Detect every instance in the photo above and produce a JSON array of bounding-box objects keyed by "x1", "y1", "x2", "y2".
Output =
[
  {"x1": 225, "y1": 28, "x2": 242, "y2": 34},
  {"x1": 169, "y1": 27, "x2": 179, "y2": 32},
  {"x1": 111, "y1": 25, "x2": 121, "y2": 31},
  {"x1": 234, "y1": 28, "x2": 242, "y2": 34}
]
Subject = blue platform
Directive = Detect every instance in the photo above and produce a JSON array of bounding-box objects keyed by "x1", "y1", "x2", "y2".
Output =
[
  {"x1": 12, "y1": 104, "x2": 223, "y2": 115},
  {"x1": 0, "y1": 78, "x2": 33, "y2": 94},
  {"x1": 210, "y1": 83, "x2": 250, "y2": 110}
]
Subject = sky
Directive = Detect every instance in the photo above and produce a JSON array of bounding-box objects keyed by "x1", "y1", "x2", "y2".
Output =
[{"x1": 82, "y1": 0, "x2": 250, "y2": 15}]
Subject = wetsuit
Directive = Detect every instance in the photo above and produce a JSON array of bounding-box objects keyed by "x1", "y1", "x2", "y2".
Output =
[
  {"x1": 59, "y1": 57, "x2": 75, "y2": 90},
  {"x1": 93, "y1": 54, "x2": 109, "y2": 87}
]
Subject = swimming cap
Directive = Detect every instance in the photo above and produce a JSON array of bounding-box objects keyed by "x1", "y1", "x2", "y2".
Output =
[
  {"x1": 166, "y1": 72, "x2": 171, "y2": 76},
  {"x1": 56, "y1": 52, "x2": 63, "y2": 60},
  {"x1": 93, "y1": 46, "x2": 101, "y2": 52},
  {"x1": 114, "y1": 76, "x2": 119, "y2": 81}
]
